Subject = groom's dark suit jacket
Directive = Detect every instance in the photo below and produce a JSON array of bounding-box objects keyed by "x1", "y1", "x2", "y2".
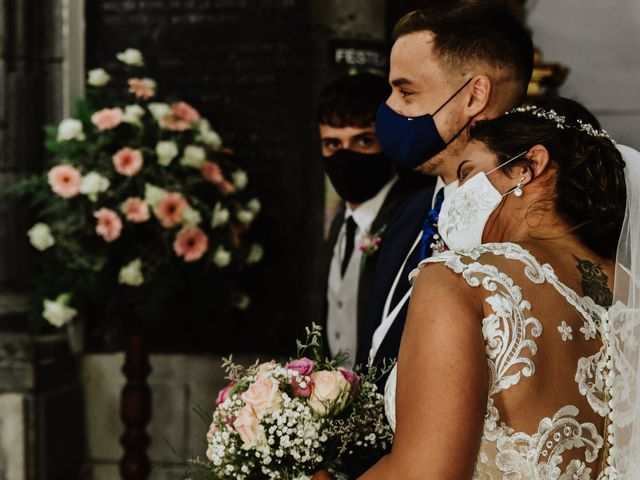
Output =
[{"x1": 319, "y1": 177, "x2": 422, "y2": 363}]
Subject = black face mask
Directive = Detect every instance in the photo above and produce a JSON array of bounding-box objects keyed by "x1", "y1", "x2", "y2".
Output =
[{"x1": 322, "y1": 149, "x2": 394, "y2": 204}]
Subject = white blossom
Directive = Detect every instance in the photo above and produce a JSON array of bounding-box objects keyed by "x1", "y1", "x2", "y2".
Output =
[
  {"x1": 213, "y1": 246, "x2": 232, "y2": 268},
  {"x1": 233, "y1": 294, "x2": 251, "y2": 310},
  {"x1": 148, "y1": 102, "x2": 171, "y2": 121},
  {"x1": 116, "y1": 48, "x2": 144, "y2": 66},
  {"x1": 237, "y1": 209, "x2": 255, "y2": 224},
  {"x1": 247, "y1": 198, "x2": 261, "y2": 214},
  {"x1": 144, "y1": 183, "x2": 166, "y2": 207},
  {"x1": 182, "y1": 207, "x2": 202, "y2": 226},
  {"x1": 211, "y1": 202, "x2": 230, "y2": 228},
  {"x1": 180, "y1": 145, "x2": 207, "y2": 169},
  {"x1": 155, "y1": 140, "x2": 179, "y2": 167},
  {"x1": 247, "y1": 244, "x2": 264, "y2": 264},
  {"x1": 118, "y1": 259, "x2": 144, "y2": 286},
  {"x1": 27, "y1": 223, "x2": 54, "y2": 251},
  {"x1": 56, "y1": 118, "x2": 85, "y2": 142},
  {"x1": 198, "y1": 119, "x2": 223, "y2": 151},
  {"x1": 232, "y1": 170, "x2": 248, "y2": 190},
  {"x1": 42, "y1": 294, "x2": 77, "y2": 327},
  {"x1": 87, "y1": 68, "x2": 111, "y2": 87},
  {"x1": 80, "y1": 172, "x2": 110, "y2": 201},
  {"x1": 122, "y1": 104, "x2": 146, "y2": 126}
]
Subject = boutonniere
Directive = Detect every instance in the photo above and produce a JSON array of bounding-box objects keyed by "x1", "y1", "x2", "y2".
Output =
[{"x1": 359, "y1": 225, "x2": 387, "y2": 258}]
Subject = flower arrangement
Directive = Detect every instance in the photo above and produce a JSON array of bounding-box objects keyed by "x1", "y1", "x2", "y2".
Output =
[
  {"x1": 187, "y1": 325, "x2": 394, "y2": 480},
  {"x1": 14, "y1": 48, "x2": 263, "y2": 334}
]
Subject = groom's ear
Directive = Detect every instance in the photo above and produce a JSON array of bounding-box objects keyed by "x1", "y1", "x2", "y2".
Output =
[
  {"x1": 526, "y1": 144, "x2": 551, "y2": 181},
  {"x1": 465, "y1": 75, "x2": 492, "y2": 117}
]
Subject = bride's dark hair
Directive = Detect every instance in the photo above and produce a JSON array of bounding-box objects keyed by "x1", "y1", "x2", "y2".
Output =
[{"x1": 469, "y1": 97, "x2": 626, "y2": 259}]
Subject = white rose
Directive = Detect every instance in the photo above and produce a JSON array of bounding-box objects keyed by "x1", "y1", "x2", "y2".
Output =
[
  {"x1": 247, "y1": 198, "x2": 261, "y2": 214},
  {"x1": 144, "y1": 183, "x2": 167, "y2": 207},
  {"x1": 116, "y1": 48, "x2": 144, "y2": 66},
  {"x1": 80, "y1": 172, "x2": 110, "y2": 202},
  {"x1": 233, "y1": 294, "x2": 251, "y2": 310},
  {"x1": 247, "y1": 244, "x2": 264, "y2": 264},
  {"x1": 27, "y1": 223, "x2": 55, "y2": 251},
  {"x1": 237, "y1": 209, "x2": 255, "y2": 224},
  {"x1": 148, "y1": 102, "x2": 171, "y2": 121},
  {"x1": 213, "y1": 246, "x2": 231, "y2": 268},
  {"x1": 180, "y1": 145, "x2": 207, "y2": 169},
  {"x1": 198, "y1": 120, "x2": 223, "y2": 151},
  {"x1": 308, "y1": 371, "x2": 351, "y2": 416},
  {"x1": 182, "y1": 207, "x2": 202, "y2": 226},
  {"x1": 87, "y1": 68, "x2": 111, "y2": 87},
  {"x1": 211, "y1": 202, "x2": 230, "y2": 228},
  {"x1": 57, "y1": 118, "x2": 85, "y2": 142},
  {"x1": 122, "y1": 104, "x2": 146, "y2": 126},
  {"x1": 42, "y1": 294, "x2": 77, "y2": 328},
  {"x1": 118, "y1": 259, "x2": 144, "y2": 286},
  {"x1": 232, "y1": 170, "x2": 248, "y2": 190},
  {"x1": 155, "y1": 141, "x2": 179, "y2": 167}
]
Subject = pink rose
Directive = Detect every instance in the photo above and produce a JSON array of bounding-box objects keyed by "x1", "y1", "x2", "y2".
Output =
[
  {"x1": 232, "y1": 405, "x2": 263, "y2": 448},
  {"x1": 48, "y1": 164, "x2": 81, "y2": 198},
  {"x1": 91, "y1": 107, "x2": 123, "y2": 131},
  {"x1": 201, "y1": 161, "x2": 224, "y2": 185},
  {"x1": 218, "y1": 180, "x2": 236, "y2": 196},
  {"x1": 339, "y1": 368, "x2": 361, "y2": 396},
  {"x1": 255, "y1": 361, "x2": 276, "y2": 379},
  {"x1": 113, "y1": 147, "x2": 144, "y2": 176},
  {"x1": 121, "y1": 197, "x2": 150, "y2": 223},
  {"x1": 171, "y1": 101, "x2": 200, "y2": 123},
  {"x1": 291, "y1": 377, "x2": 313, "y2": 398},
  {"x1": 308, "y1": 370, "x2": 351, "y2": 416},
  {"x1": 215, "y1": 381, "x2": 235, "y2": 406},
  {"x1": 153, "y1": 192, "x2": 188, "y2": 228},
  {"x1": 241, "y1": 377, "x2": 282, "y2": 415},
  {"x1": 128, "y1": 78, "x2": 155, "y2": 100},
  {"x1": 94, "y1": 208, "x2": 123, "y2": 242},
  {"x1": 173, "y1": 226, "x2": 209, "y2": 262},
  {"x1": 285, "y1": 357, "x2": 315, "y2": 376}
]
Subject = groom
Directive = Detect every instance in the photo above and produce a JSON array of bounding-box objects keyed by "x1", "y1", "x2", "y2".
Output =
[{"x1": 358, "y1": 4, "x2": 534, "y2": 388}]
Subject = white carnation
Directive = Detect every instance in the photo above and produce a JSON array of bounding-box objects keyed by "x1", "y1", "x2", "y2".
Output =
[
  {"x1": 247, "y1": 198, "x2": 261, "y2": 214},
  {"x1": 182, "y1": 207, "x2": 202, "y2": 226},
  {"x1": 116, "y1": 48, "x2": 144, "y2": 67},
  {"x1": 211, "y1": 202, "x2": 230, "y2": 228},
  {"x1": 232, "y1": 170, "x2": 248, "y2": 190},
  {"x1": 27, "y1": 223, "x2": 54, "y2": 251},
  {"x1": 42, "y1": 294, "x2": 77, "y2": 328},
  {"x1": 155, "y1": 141, "x2": 179, "y2": 167},
  {"x1": 118, "y1": 259, "x2": 144, "y2": 286},
  {"x1": 198, "y1": 120, "x2": 223, "y2": 151},
  {"x1": 180, "y1": 145, "x2": 207, "y2": 169},
  {"x1": 122, "y1": 104, "x2": 146, "y2": 126},
  {"x1": 57, "y1": 118, "x2": 85, "y2": 142},
  {"x1": 247, "y1": 243, "x2": 264, "y2": 264},
  {"x1": 237, "y1": 209, "x2": 255, "y2": 224},
  {"x1": 144, "y1": 183, "x2": 167, "y2": 207},
  {"x1": 213, "y1": 246, "x2": 231, "y2": 268},
  {"x1": 80, "y1": 172, "x2": 110, "y2": 202},
  {"x1": 148, "y1": 102, "x2": 171, "y2": 121},
  {"x1": 87, "y1": 68, "x2": 111, "y2": 87}
]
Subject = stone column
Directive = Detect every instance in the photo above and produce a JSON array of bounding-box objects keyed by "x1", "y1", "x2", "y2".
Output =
[{"x1": 0, "y1": 0, "x2": 85, "y2": 478}]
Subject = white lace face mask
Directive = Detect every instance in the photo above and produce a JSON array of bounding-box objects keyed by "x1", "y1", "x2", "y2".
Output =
[{"x1": 438, "y1": 150, "x2": 527, "y2": 250}]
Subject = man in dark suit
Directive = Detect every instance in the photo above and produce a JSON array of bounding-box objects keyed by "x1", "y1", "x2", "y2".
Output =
[
  {"x1": 317, "y1": 73, "x2": 424, "y2": 368},
  {"x1": 356, "y1": 4, "x2": 535, "y2": 388}
]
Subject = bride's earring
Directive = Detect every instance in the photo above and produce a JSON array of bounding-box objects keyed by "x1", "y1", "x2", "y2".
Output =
[{"x1": 514, "y1": 177, "x2": 525, "y2": 197}]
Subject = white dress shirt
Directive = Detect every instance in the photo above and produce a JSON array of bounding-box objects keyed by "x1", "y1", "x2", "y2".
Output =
[
  {"x1": 327, "y1": 178, "x2": 397, "y2": 367},
  {"x1": 368, "y1": 176, "x2": 445, "y2": 363}
]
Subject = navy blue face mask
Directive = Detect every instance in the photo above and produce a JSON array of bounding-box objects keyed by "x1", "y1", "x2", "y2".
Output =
[{"x1": 375, "y1": 77, "x2": 473, "y2": 170}]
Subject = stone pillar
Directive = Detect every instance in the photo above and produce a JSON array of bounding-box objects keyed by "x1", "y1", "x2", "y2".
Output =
[{"x1": 0, "y1": 0, "x2": 85, "y2": 478}]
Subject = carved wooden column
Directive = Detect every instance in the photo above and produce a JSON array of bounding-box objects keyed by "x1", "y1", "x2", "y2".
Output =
[{"x1": 119, "y1": 324, "x2": 151, "y2": 480}]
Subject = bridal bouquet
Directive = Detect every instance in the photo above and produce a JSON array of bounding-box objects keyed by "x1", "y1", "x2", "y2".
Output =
[
  {"x1": 13, "y1": 48, "x2": 262, "y2": 331},
  {"x1": 189, "y1": 325, "x2": 393, "y2": 480}
]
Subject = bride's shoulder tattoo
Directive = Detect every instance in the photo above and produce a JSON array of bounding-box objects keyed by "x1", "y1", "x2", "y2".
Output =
[{"x1": 572, "y1": 255, "x2": 613, "y2": 307}]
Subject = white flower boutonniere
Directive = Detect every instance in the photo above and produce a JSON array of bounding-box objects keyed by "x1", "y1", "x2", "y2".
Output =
[{"x1": 359, "y1": 225, "x2": 386, "y2": 259}]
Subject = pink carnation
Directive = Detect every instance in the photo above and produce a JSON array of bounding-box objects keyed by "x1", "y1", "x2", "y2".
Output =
[
  {"x1": 127, "y1": 78, "x2": 155, "y2": 100},
  {"x1": 94, "y1": 208, "x2": 123, "y2": 242},
  {"x1": 113, "y1": 147, "x2": 144, "y2": 176},
  {"x1": 91, "y1": 107, "x2": 123, "y2": 131},
  {"x1": 201, "y1": 161, "x2": 224, "y2": 185},
  {"x1": 215, "y1": 381, "x2": 235, "y2": 406},
  {"x1": 339, "y1": 368, "x2": 361, "y2": 396},
  {"x1": 121, "y1": 197, "x2": 150, "y2": 223},
  {"x1": 173, "y1": 226, "x2": 209, "y2": 262},
  {"x1": 171, "y1": 102, "x2": 200, "y2": 123},
  {"x1": 153, "y1": 192, "x2": 188, "y2": 228},
  {"x1": 285, "y1": 358, "x2": 315, "y2": 376},
  {"x1": 47, "y1": 164, "x2": 81, "y2": 198}
]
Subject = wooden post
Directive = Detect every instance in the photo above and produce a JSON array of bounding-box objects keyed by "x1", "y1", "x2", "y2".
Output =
[{"x1": 119, "y1": 325, "x2": 152, "y2": 480}]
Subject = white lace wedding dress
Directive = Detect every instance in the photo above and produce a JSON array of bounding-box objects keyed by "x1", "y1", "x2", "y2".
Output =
[{"x1": 384, "y1": 242, "x2": 611, "y2": 479}]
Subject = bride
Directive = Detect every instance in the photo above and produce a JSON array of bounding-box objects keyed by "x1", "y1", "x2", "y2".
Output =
[{"x1": 354, "y1": 98, "x2": 636, "y2": 479}]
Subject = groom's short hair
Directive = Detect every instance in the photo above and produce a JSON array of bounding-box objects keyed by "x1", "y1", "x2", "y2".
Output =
[{"x1": 393, "y1": 3, "x2": 534, "y2": 106}]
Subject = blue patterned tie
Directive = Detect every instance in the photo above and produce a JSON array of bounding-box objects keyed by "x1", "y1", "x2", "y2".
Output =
[{"x1": 419, "y1": 187, "x2": 445, "y2": 261}]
